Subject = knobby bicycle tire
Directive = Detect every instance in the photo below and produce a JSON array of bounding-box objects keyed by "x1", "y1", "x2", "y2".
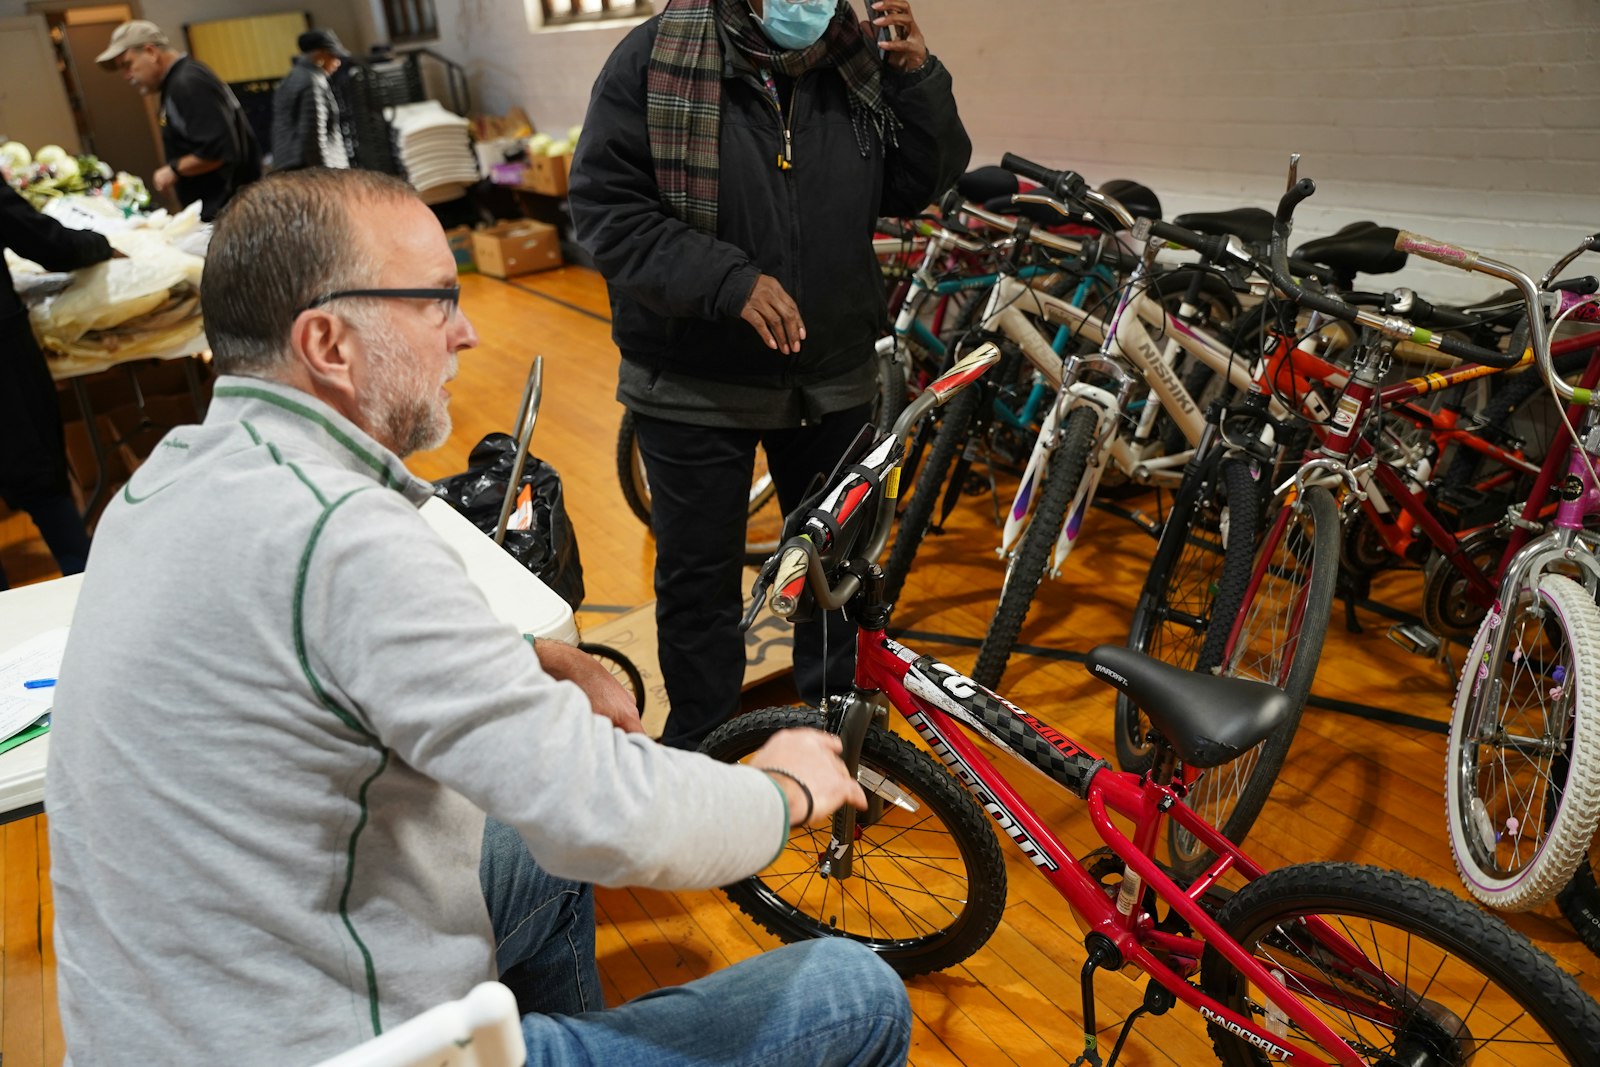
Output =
[
  {"x1": 1170, "y1": 485, "x2": 1338, "y2": 880},
  {"x1": 1198, "y1": 861, "x2": 1600, "y2": 1064},
  {"x1": 1117, "y1": 454, "x2": 1263, "y2": 775},
  {"x1": 972, "y1": 405, "x2": 1099, "y2": 690},
  {"x1": 700, "y1": 706, "x2": 1007, "y2": 977},
  {"x1": 1446, "y1": 572, "x2": 1600, "y2": 911},
  {"x1": 881, "y1": 381, "x2": 984, "y2": 607},
  {"x1": 1556, "y1": 842, "x2": 1600, "y2": 957}
]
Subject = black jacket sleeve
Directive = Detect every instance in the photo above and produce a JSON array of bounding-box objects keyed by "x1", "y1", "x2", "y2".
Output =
[
  {"x1": 270, "y1": 69, "x2": 310, "y2": 169},
  {"x1": 568, "y1": 24, "x2": 761, "y2": 322},
  {"x1": 879, "y1": 55, "x2": 971, "y2": 219},
  {"x1": 0, "y1": 183, "x2": 112, "y2": 272}
]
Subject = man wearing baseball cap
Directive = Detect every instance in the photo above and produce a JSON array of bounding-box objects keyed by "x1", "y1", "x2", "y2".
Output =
[
  {"x1": 271, "y1": 29, "x2": 352, "y2": 171},
  {"x1": 97, "y1": 19, "x2": 262, "y2": 221}
]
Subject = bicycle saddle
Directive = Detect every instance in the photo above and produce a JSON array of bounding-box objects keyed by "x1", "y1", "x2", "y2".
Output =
[
  {"x1": 1173, "y1": 207, "x2": 1274, "y2": 247},
  {"x1": 1085, "y1": 645, "x2": 1292, "y2": 769},
  {"x1": 1294, "y1": 221, "x2": 1408, "y2": 287},
  {"x1": 1099, "y1": 179, "x2": 1162, "y2": 223}
]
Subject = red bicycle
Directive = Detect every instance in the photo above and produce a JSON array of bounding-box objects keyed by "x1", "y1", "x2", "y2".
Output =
[{"x1": 703, "y1": 344, "x2": 1600, "y2": 1064}]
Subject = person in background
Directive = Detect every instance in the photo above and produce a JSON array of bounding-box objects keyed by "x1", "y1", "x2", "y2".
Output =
[
  {"x1": 47, "y1": 168, "x2": 910, "y2": 1066},
  {"x1": 0, "y1": 180, "x2": 114, "y2": 590},
  {"x1": 569, "y1": 0, "x2": 970, "y2": 750},
  {"x1": 271, "y1": 29, "x2": 352, "y2": 171},
  {"x1": 97, "y1": 19, "x2": 261, "y2": 221}
]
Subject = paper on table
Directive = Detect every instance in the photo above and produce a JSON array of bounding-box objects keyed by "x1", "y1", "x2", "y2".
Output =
[{"x1": 0, "y1": 626, "x2": 68, "y2": 742}]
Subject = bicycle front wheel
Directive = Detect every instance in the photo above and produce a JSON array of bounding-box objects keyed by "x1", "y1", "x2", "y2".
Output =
[
  {"x1": 1556, "y1": 838, "x2": 1600, "y2": 956},
  {"x1": 700, "y1": 706, "x2": 1007, "y2": 977},
  {"x1": 1446, "y1": 572, "x2": 1600, "y2": 911},
  {"x1": 971, "y1": 405, "x2": 1099, "y2": 690},
  {"x1": 1198, "y1": 862, "x2": 1600, "y2": 1065},
  {"x1": 1117, "y1": 454, "x2": 1263, "y2": 774},
  {"x1": 881, "y1": 381, "x2": 984, "y2": 606},
  {"x1": 1169, "y1": 485, "x2": 1338, "y2": 879}
]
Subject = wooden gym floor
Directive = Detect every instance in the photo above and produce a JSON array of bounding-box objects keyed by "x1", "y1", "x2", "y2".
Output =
[{"x1": 2, "y1": 268, "x2": 1598, "y2": 1065}]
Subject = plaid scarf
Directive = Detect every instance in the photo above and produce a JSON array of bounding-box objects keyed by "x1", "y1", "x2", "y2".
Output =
[{"x1": 647, "y1": 0, "x2": 901, "y2": 234}]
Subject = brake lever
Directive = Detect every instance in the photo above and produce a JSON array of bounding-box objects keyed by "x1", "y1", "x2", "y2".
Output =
[{"x1": 739, "y1": 557, "x2": 779, "y2": 633}]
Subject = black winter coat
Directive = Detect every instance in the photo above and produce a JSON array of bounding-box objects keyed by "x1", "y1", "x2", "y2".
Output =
[
  {"x1": 569, "y1": 18, "x2": 970, "y2": 428},
  {"x1": 1, "y1": 183, "x2": 112, "y2": 504}
]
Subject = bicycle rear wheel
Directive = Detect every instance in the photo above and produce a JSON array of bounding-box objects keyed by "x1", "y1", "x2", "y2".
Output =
[
  {"x1": 1117, "y1": 454, "x2": 1263, "y2": 775},
  {"x1": 1198, "y1": 861, "x2": 1600, "y2": 1064},
  {"x1": 615, "y1": 411, "x2": 783, "y2": 565},
  {"x1": 1556, "y1": 838, "x2": 1600, "y2": 956},
  {"x1": 700, "y1": 706, "x2": 1007, "y2": 977},
  {"x1": 971, "y1": 406, "x2": 1099, "y2": 690},
  {"x1": 1168, "y1": 485, "x2": 1338, "y2": 879},
  {"x1": 1446, "y1": 572, "x2": 1600, "y2": 911}
]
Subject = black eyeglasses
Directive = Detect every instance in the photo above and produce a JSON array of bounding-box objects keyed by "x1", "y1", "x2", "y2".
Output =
[{"x1": 299, "y1": 287, "x2": 462, "y2": 321}]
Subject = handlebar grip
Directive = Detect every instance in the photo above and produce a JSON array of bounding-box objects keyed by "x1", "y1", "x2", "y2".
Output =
[
  {"x1": 768, "y1": 543, "x2": 811, "y2": 618},
  {"x1": 1000, "y1": 152, "x2": 1052, "y2": 188},
  {"x1": 1150, "y1": 219, "x2": 1229, "y2": 262},
  {"x1": 1276, "y1": 178, "x2": 1317, "y2": 225},
  {"x1": 1394, "y1": 230, "x2": 1480, "y2": 268},
  {"x1": 1432, "y1": 331, "x2": 1522, "y2": 368}
]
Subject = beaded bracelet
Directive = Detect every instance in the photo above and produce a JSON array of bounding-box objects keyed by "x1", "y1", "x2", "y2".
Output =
[{"x1": 759, "y1": 767, "x2": 814, "y2": 825}]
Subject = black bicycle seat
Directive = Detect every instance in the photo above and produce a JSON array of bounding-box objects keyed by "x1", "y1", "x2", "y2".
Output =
[
  {"x1": 1085, "y1": 645, "x2": 1292, "y2": 769},
  {"x1": 1294, "y1": 221, "x2": 1408, "y2": 286},
  {"x1": 1173, "y1": 207, "x2": 1274, "y2": 247}
]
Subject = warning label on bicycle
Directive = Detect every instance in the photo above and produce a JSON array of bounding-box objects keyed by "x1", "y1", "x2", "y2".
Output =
[{"x1": 1332, "y1": 392, "x2": 1362, "y2": 431}]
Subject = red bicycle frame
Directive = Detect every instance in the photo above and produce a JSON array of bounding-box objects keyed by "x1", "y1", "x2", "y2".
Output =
[{"x1": 841, "y1": 626, "x2": 1402, "y2": 1065}]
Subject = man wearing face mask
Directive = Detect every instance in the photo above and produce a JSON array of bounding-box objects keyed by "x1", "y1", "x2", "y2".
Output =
[{"x1": 570, "y1": 0, "x2": 969, "y2": 752}]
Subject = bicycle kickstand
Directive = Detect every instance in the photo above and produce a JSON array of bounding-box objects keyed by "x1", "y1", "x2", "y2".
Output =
[{"x1": 1071, "y1": 934, "x2": 1173, "y2": 1067}]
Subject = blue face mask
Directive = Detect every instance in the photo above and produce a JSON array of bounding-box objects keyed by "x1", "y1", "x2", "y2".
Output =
[{"x1": 754, "y1": 0, "x2": 835, "y2": 51}]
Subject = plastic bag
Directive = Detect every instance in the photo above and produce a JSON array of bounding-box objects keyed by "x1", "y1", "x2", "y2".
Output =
[{"x1": 432, "y1": 432, "x2": 586, "y2": 611}]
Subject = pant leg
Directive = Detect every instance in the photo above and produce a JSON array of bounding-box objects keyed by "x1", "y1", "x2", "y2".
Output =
[
  {"x1": 520, "y1": 938, "x2": 911, "y2": 1067},
  {"x1": 23, "y1": 493, "x2": 91, "y2": 576},
  {"x1": 631, "y1": 413, "x2": 761, "y2": 750},
  {"x1": 480, "y1": 818, "x2": 601, "y2": 1017},
  {"x1": 763, "y1": 404, "x2": 877, "y2": 705}
]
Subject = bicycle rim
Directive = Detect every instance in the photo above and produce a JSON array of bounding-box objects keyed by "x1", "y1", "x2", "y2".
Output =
[
  {"x1": 1446, "y1": 572, "x2": 1600, "y2": 910},
  {"x1": 1170, "y1": 486, "x2": 1336, "y2": 875},
  {"x1": 1200, "y1": 862, "x2": 1600, "y2": 1065},
  {"x1": 701, "y1": 707, "x2": 1007, "y2": 976}
]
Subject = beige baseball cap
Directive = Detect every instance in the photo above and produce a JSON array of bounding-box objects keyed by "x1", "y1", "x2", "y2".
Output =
[{"x1": 95, "y1": 20, "x2": 170, "y2": 69}]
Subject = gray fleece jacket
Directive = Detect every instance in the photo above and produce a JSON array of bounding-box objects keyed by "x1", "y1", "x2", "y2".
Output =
[{"x1": 46, "y1": 376, "x2": 786, "y2": 1065}]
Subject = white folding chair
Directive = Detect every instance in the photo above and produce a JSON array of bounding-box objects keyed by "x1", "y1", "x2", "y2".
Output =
[{"x1": 313, "y1": 981, "x2": 525, "y2": 1067}]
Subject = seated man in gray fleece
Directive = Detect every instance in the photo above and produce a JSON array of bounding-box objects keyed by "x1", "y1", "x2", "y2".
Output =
[{"x1": 45, "y1": 167, "x2": 911, "y2": 1067}]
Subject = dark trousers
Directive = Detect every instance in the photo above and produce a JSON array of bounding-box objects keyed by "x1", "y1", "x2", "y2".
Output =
[
  {"x1": 1, "y1": 314, "x2": 90, "y2": 590},
  {"x1": 633, "y1": 406, "x2": 873, "y2": 750}
]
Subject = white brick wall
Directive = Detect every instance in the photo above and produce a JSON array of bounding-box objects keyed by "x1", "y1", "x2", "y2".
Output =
[{"x1": 442, "y1": 0, "x2": 1598, "y2": 303}]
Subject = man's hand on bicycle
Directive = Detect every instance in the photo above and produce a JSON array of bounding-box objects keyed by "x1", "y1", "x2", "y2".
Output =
[
  {"x1": 751, "y1": 728, "x2": 866, "y2": 828},
  {"x1": 741, "y1": 274, "x2": 806, "y2": 355}
]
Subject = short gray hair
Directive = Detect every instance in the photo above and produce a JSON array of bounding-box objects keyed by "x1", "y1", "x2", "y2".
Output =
[{"x1": 200, "y1": 168, "x2": 418, "y2": 376}]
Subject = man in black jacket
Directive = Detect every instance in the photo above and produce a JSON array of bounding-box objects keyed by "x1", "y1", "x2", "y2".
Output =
[
  {"x1": 270, "y1": 29, "x2": 351, "y2": 171},
  {"x1": 98, "y1": 20, "x2": 261, "y2": 221},
  {"x1": 569, "y1": 0, "x2": 969, "y2": 749},
  {"x1": 0, "y1": 183, "x2": 115, "y2": 589}
]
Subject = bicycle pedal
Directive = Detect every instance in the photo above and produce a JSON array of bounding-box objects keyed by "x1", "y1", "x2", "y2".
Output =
[{"x1": 1386, "y1": 622, "x2": 1442, "y2": 658}]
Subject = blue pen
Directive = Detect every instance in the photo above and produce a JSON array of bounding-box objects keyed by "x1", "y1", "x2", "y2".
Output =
[{"x1": 22, "y1": 678, "x2": 56, "y2": 690}]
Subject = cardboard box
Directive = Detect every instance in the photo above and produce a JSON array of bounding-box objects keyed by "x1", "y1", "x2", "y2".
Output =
[
  {"x1": 472, "y1": 219, "x2": 562, "y2": 278},
  {"x1": 520, "y1": 153, "x2": 571, "y2": 197},
  {"x1": 443, "y1": 225, "x2": 477, "y2": 273}
]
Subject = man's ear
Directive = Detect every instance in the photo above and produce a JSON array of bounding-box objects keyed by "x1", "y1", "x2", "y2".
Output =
[{"x1": 290, "y1": 309, "x2": 359, "y2": 406}]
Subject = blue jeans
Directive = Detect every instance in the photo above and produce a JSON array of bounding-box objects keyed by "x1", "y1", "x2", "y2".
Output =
[{"x1": 481, "y1": 819, "x2": 911, "y2": 1066}]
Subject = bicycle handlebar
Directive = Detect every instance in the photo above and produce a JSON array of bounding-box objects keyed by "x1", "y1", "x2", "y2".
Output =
[
  {"x1": 754, "y1": 343, "x2": 1004, "y2": 623},
  {"x1": 1268, "y1": 178, "x2": 1519, "y2": 368}
]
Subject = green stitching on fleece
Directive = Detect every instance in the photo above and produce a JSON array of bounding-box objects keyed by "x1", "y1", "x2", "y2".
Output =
[
  {"x1": 341, "y1": 747, "x2": 390, "y2": 1036},
  {"x1": 294, "y1": 488, "x2": 377, "y2": 738},
  {"x1": 293, "y1": 485, "x2": 388, "y2": 1031},
  {"x1": 215, "y1": 385, "x2": 402, "y2": 489}
]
